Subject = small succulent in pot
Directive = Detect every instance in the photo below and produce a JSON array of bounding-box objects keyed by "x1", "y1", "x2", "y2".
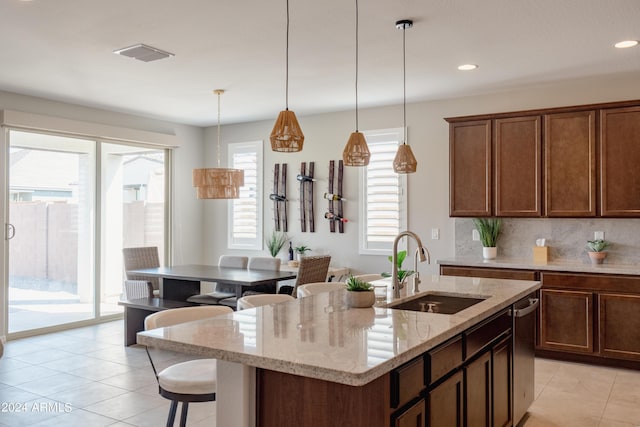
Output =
[
  {"x1": 345, "y1": 276, "x2": 375, "y2": 308},
  {"x1": 586, "y1": 239, "x2": 611, "y2": 264},
  {"x1": 345, "y1": 275, "x2": 373, "y2": 292}
]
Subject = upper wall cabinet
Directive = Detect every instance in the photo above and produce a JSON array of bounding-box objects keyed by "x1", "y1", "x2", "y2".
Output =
[
  {"x1": 600, "y1": 106, "x2": 640, "y2": 217},
  {"x1": 494, "y1": 116, "x2": 541, "y2": 217},
  {"x1": 447, "y1": 100, "x2": 640, "y2": 218},
  {"x1": 544, "y1": 111, "x2": 596, "y2": 217},
  {"x1": 449, "y1": 120, "x2": 492, "y2": 217}
]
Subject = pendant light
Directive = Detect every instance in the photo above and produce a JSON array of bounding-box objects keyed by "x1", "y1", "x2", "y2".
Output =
[
  {"x1": 342, "y1": 0, "x2": 370, "y2": 167},
  {"x1": 192, "y1": 90, "x2": 244, "y2": 199},
  {"x1": 270, "y1": 0, "x2": 304, "y2": 152},
  {"x1": 393, "y1": 19, "x2": 418, "y2": 174}
]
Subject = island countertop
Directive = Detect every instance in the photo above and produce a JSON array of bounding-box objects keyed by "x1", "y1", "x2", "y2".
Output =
[{"x1": 137, "y1": 275, "x2": 540, "y2": 386}]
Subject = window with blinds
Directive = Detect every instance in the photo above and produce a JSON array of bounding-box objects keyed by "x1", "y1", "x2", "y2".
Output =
[
  {"x1": 228, "y1": 141, "x2": 263, "y2": 250},
  {"x1": 359, "y1": 128, "x2": 407, "y2": 254}
]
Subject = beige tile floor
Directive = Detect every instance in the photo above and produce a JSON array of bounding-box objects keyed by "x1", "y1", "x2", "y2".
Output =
[{"x1": 1, "y1": 320, "x2": 639, "y2": 426}]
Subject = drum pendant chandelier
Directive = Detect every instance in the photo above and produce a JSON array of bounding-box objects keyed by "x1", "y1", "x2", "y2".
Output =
[
  {"x1": 192, "y1": 90, "x2": 244, "y2": 199},
  {"x1": 270, "y1": 0, "x2": 304, "y2": 152},
  {"x1": 342, "y1": 0, "x2": 370, "y2": 167},
  {"x1": 393, "y1": 19, "x2": 418, "y2": 174}
]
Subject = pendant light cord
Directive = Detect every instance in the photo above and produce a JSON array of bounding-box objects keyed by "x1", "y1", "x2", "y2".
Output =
[
  {"x1": 285, "y1": 0, "x2": 290, "y2": 111},
  {"x1": 355, "y1": 0, "x2": 359, "y2": 131},
  {"x1": 402, "y1": 24, "x2": 407, "y2": 145},
  {"x1": 216, "y1": 91, "x2": 221, "y2": 167}
]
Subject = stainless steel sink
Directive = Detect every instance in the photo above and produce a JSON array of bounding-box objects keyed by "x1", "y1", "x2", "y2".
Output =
[{"x1": 387, "y1": 293, "x2": 487, "y2": 314}]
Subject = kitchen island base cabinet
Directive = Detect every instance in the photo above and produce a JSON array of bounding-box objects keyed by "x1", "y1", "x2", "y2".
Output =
[
  {"x1": 465, "y1": 352, "x2": 491, "y2": 427},
  {"x1": 429, "y1": 370, "x2": 464, "y2": 427},
  {"x1": 493, "y1": 337, "x2": 513, "y2": 427}
]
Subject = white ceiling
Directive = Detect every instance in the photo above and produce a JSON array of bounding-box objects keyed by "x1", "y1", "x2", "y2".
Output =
[{"x1": 1, "y1": 0, "x2": 639, "y2": 127}]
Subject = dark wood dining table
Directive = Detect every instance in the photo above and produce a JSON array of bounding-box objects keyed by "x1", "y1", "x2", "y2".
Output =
[
  {"x1": 127, "y1": 264, "x2": 297, "y2": 300},
  {"x1": 119, "y1": 264, "x2": 297, "y2": 346}
]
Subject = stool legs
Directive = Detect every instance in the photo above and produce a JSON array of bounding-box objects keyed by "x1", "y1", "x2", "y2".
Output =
[
  {"x1": 179, "y1": 402, "x2": 189, "y2": 427},
  {"x1": 166, "y1": 401, "x2": 178, "y2": 427}
]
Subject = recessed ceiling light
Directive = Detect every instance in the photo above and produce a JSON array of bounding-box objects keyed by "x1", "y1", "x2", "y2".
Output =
[
  {"x1": 458, "y1": 64, "x2": 478, "y2": 71},
  {"x1": 614, "y1": 40, "x2": 638, "y2": 49}
]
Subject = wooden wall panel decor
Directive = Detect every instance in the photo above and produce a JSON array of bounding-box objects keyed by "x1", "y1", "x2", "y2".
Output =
[
  {"x1": 269, "y1": 163, "x2": 288, "y2": 231},
  {"x1": 297, "y1": 161, "x2": 315, "y2": 232},
  {"x1": 326, "y1": 160, "x2": 346, "y2": 233}
]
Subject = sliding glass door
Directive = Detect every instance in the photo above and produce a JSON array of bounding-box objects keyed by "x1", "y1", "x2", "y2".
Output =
[{"x1": 7, "y1": 130, "x2": 167, "y2": 335}]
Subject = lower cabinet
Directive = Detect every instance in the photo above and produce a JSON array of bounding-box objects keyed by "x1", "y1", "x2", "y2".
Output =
[
  {"x1": 492, "y1": 337, "x2": 512, "y2": 427},
  {"x1": 429, "y1": 370, "x2": 464, "y2": 427},
  {"x1": 539, "y1": 288, "x2": 594, "y2": 353},
  {"x1": 599, "y1": 293, "x2": 640, "y2": 360},
  {"x1": 465, "y1": 351, "x2": 491, "y2": 427},
  {"x1": 394, "y1": 399, "x2": 426, "y2": 427}
]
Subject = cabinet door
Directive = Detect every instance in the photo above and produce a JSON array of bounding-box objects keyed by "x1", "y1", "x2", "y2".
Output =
[
  {"x1": 599, "y1": 293, "x2": 640, "y2": 361},
  {"x1": 539, "y1": 289, "x2": 594, "y2": 353},
  {"x1": 492, "y1": 336, "x2": 512, "y2": 427},
  {"x1": 544, "y1": 111, "x2": 597, "y2": 217},
  {"x1": 494, "y1": 116, "x2": 542, "y2": 217},
  {"x1": 600, "y1": 106, "x2": 640, "y2": 216},
  {"x1": 465, "y1": 351, "x2": 491, "y2": 427},
  {"x1": 394, "y1": 399, "x2": 426, "y2": 427},
  {"x1": 449, "y1": 120, "x2": 492, "y2": 217},
  {"x1": 428, "y1": 371, "x2": 463, "y2": 427}
]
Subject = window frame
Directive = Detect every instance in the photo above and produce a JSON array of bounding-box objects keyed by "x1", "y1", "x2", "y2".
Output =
[
  {"x1": 227, "y1": 140, "x2": 263, "y2": 250},
  {"x1": 358, "y1": 128, "x2": 407, "y2": 255}
]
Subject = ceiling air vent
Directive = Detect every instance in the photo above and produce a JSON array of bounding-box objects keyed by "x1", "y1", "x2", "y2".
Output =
[{"x1": 113, "y1": 44, "x2": 174, "y2": 62}]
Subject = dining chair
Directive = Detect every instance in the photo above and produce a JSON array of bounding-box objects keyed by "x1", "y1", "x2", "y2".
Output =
[
  {"x1": 278, "y1": 255, "x2": 331, "y2": 297},
  {"x1": 123, "y1": 279, "x2": 154, "y2": 300},
  {"x1": 216, "y1": 257, "x2": 283, "y2": 309},
  {"x1": 144, "y1": 306, "x2": 233, "y2": 427},
  {"x1": 123, "y1": 246, "x2": 161, "y2": 296},
  {"x1": 353, "y1": 273, "x2": 384, "y2": 283},
  {"x1": 296, "y1": 281, "x2": 346, "y2": 298},
  {"x1": 237, "y1": 294, "x2": 295, "y2": 310},
  {"x1": 187, "y1": 255, "x2": 249, "y2": 305}
]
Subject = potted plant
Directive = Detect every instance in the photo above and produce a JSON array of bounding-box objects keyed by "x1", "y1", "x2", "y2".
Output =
[
  {"x1": 265, "y1": 231, "x2": 288, "y2": 258},
  {"x1": 294, "y1": 245, "x2": 311, "y2": 261},
  {"x1": 380, "y1": 250, "x2": 415, "y2": 286},
  {"x1": 472, "y1": 218, "x2": 502, "y2": 259},
  {"x1": 344, "y1": 275, "x2": 375, "y2": 308},
  {"x1": 586, "y1": 239, "x2": 611, "y2": 264}
]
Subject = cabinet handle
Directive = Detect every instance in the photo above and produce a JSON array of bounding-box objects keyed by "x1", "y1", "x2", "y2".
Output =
[{"x1": 510, "y1": 298, "x2": 539, "y2": 318}]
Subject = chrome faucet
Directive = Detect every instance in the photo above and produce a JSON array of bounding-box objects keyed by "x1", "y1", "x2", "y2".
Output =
[
  {"x1": 412, "y1": 246, "x2": 431, "y2": 292},
  {"x1": 392, "y1": 231, "x2": 428, "y2": 298}
]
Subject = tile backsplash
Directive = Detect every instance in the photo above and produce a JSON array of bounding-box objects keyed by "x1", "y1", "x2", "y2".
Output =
[{"x1": 455, "y1": 218, "x2": 640, "y2": 265}]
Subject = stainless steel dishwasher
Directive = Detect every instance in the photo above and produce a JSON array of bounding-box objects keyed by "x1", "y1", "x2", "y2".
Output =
[{"x1": 511, "y1": 294, "x2": 539, "y2": 426}]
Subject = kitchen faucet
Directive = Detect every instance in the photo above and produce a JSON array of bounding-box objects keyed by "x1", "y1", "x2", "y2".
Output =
[
  {"x1": 412, "y1": 245, "x2": 431, "y2": 292},
  {"x1": 392, "y1": 231, "x2": 428, "y2": 299}
]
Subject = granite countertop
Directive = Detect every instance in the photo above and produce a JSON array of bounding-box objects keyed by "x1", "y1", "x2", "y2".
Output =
[
  {"x1": 438, "y1": 257, "x2": 640, "y2": 276},
  {"x1": 137, "y1": 275, "x2": 540, "y2": 386}
]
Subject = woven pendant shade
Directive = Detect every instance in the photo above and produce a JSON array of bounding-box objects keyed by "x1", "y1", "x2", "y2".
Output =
[
  {"x1": 393, "y1": 143, "x2": 418, "y2": 174},
  {"x1": 192, "y1": 168, "x2": 244, "y2": 199},
  {"x1": 343, "y1": 131, "x2": 370, "y2": 166},
  {"x1": 192, "y1": 89, "x2": 244, "y2": 199},
  {"x1": 270, "y1": 109, "x2": 304, "y2": 152}
]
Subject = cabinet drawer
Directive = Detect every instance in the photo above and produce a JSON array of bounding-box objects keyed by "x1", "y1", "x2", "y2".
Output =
[
  {"x1": 390, "y1": 356, "x2": 425, "y2": 409},
  {"x1": 440, "y1": 266, "x2": 538, "y2": 281},
  {"x1": 427, "y1": 336, "x2": 463, "y2": 385},
  {"x1": 466, "y1": 310, "x2": 511, "y2": 359}
]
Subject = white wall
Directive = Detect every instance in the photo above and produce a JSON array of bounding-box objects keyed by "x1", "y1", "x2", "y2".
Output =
[
  {"x1": 0, "y1": 90, "x2": 204, "y2": 337},
  {"x1": 203, "y1": 71, "x2": 640, "y2": 276}
]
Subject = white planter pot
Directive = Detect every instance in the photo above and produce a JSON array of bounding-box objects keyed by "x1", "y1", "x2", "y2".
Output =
[
  {"x1": 483, "y1": 247, "x2": 497, "y2": 260},
  {"x1": 345, "y1": 291, "x2": 375, "y2": 308}
]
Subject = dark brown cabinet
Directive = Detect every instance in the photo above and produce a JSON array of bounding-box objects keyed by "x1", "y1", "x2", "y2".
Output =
[
  {"x1": 465, "y1": 351, "x2": 491, "y2": 427},
  {"x1": 394, "y1": 399, "x2": 426, "y2": 427},
  {"x1": 544, "y1": 110, "x2": 597, "y2": 217},
  {"x1": 449, "y1": 120, "x2": 492, "y2": 217},
  {"x1": 447, "y1": 100, "x2": 640, "y2": 218},
  {"x1": 429, "y1": 370, "x2": 464, "y2": 427},
  {"x1": 539, "y1": 288, "x2": 594, "y2": 353},
  {"x1": 599, "y1": 293, "x2": 640, "y2": 361},
  {"x1": 600, "y1": 106, "x2": 640, "y2": 216},
  {"x1": 492, "y1": 337, "x2": 512, "y2": 427},
  {"x1": 494, "y1": 116, "x2": 542, "y2": 217}
]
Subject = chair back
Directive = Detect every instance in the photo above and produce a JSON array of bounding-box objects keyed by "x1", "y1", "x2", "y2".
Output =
[
  {"x1": 237, "y1": 294, "x2": 294, "y2": 310},
  {"x1": 353, "y1": 273, "x2": 384, "y2": 283},
  {"x1": 296, "y1": 282, "x2": 346, "y2": 298},
  {"x1": 123, "y1": 247, "x2": 161, "y2": 291},
  {"x1": 248, "y1": 257, "x2": 281, "y2": 271},
  {"x1": 145, "y1": 306, "x2": 233, "y2": 330},
  {"x1": 219, "y1": 255, "x2": 249, "y2": 269},
  {"x1": 123, "y1": 280, "x2": 153, "y2": 300},
  {"x1": 290, "y1": 255, "x2": 331, "y2": 297}
]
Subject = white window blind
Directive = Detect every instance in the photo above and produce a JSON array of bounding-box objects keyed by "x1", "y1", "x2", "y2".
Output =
[
  {"x1": 228, "y1": 141, "x2": 263, "y2": 250},
  {"x1": 359, "y1": 128, "x2": 407, "y2": 254}
]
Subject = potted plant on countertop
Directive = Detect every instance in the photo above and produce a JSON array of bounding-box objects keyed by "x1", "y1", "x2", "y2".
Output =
[
  {"x1": 473, "y1": 217, "x2": 502, "y2": 260},
  {"x1": 381, "y1": 250, "x2": 415, "y2": 286},
  {"x1": 294, "y1": 245, "x2": 311, "y2": 261},
  {"x1": 344, "y1": 275, "x2": 375, "y2": 308},
  {"x1": 586, "y1": 239, "x2": 611, "y2": 264},
  {"x1": 265, "y1": 231, "x2": 288, "y2": 258}
]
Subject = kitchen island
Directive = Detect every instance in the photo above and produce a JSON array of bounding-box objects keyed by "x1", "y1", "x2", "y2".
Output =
[{"x1": 137, "y1": 275, "x2": 540, "y2": 427}]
